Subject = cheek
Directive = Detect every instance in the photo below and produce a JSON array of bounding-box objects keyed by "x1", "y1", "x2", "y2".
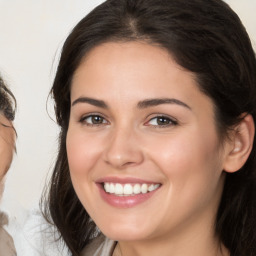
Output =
[
  {"x1": 149, "y1": 127, "x2": 223, "y2": 196},
  {"x1": 66, "y1": 128, "x2": 102, "y2": 177},
  {"x1": 0, "y1": 144, "x2": 13, "y2": 178},
  {"x1": 66, "y1": 128, "x2": 103, "y2": 213},
  {"x1": 147, "y1": 130, "x2": 224, "y2": 231}
]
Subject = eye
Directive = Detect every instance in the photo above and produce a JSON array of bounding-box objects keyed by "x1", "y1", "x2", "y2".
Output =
[
  {"x1": 80, "y1": 115, "x2": 108, "y2": 126},
  {"x1": 146, "y1": 116, "x2": 177, "y2": 127}
]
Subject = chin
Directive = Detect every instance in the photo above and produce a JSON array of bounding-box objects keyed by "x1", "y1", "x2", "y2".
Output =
[
  {"x1": 99, "y1": 221, "x2": 154, "y2": 241},
  {"x1": 103, "y1": 230, "x2": 148, "y2": 242}
]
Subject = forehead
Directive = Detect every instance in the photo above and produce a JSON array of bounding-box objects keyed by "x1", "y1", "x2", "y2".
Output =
[
  {"x1": 71, "y1": 42, "x2": 214, "y2": 113},
  {"x1": 72, "y1": 42, "x2": 196, "y2": 98}
]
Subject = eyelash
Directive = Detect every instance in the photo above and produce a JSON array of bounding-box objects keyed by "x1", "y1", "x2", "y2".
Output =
[
  {"x1": 145, "y1": 115, "x2": 178, "y2": 128},
  {"x1": 79, "y1": 114, "x2": 178, "y2": 128},
  {"x1": 79, "y1": 114, "x2": 108, "y2": 126}
]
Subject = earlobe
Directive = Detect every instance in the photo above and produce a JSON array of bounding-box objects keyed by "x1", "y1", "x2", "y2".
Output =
[{"x1": 223, "y1": 114, "x2": 255, "y2": 173}]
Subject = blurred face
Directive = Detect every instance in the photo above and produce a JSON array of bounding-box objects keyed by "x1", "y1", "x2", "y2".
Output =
[
  {"x1": 67, "y1": 42, "x2": 229, "y2": 243},
  {"x1": 0, "y1": 114, "x2": 15, "y2": 198}
]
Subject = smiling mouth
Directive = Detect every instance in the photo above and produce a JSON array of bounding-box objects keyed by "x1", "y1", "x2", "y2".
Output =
[{"x1": 102, "y1": 183, "x2": 160, "y2": 196}]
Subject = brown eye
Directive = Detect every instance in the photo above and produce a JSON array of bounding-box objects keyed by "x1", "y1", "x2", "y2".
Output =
[
  {"x1": 91, "y1": 116, "x2": 104, "y2": 124},
  {"x1": 146, "y1": 116, "x2": 177, "y2": 127},
  {"x1": 80, "y1": 115, "x2": 108, "y2": 125},
  {"x1": 156, "y1": 117, "x2": 171, "y2": 125}
]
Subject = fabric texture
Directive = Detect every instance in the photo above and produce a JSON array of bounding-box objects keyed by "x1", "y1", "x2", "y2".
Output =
[
  {"x1": 0, "y1": 211, "x2": 17, "y2": 256},
  {"x1": 1, "y1": 196, "x2": 69, "y2": 256},
  {"x1": 12, "y1": 209, "x2": 69, "y2": 256},
  {"x1": 80, "y1": 234, "x2": 116, "y2": 256}
]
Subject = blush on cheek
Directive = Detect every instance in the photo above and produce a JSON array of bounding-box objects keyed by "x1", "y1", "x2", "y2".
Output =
[
  {"x1": 66, "y1": 133, "x2": 102, "y2": 177},
  {"x1": 66, "y1": 135, "x2": 83, "y2": 175}
]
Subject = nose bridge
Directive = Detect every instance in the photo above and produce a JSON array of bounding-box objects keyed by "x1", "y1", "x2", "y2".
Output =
[{"x1": 104, "y1": 121, "x2": 143, "y2": 168}]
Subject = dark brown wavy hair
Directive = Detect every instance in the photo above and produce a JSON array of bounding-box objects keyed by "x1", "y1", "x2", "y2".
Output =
[
  {"x1": 42, "y1": 0, "x2": 256, "y2": 255},
  {"x1": 0, "y1": 75, "x2": 16, "y2": 122}
]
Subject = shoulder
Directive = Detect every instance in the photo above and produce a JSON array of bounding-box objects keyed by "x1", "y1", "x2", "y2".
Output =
[
  {"x1": 0, "y1": 211, "x2": 17, "y2": 256},
  {"x1": 81, "y1": 234, "x2": 116, "y2": 256},
  {"x1": 7, "y1": 208, "x2": 68, "y2": 256},
  {"x1": 0, "y1": 211, "x2": 8, "y2": 227}
]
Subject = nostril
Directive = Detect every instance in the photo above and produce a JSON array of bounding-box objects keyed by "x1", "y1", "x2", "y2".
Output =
[{"x1": 123, "y1": 161, "x2": 137, "y2": 167}]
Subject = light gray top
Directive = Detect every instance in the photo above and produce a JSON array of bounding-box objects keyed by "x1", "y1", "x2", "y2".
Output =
[
  {"x1": 80, "y1": 234, "x2": 116, "y2": 256},
  {"x1": 0, "y1": 212, "x2": 17, "y2": 256}
]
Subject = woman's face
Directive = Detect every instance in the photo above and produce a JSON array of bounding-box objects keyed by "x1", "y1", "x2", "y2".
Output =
[
  {"x1": 67, "y1": 42, "x2": 230, "y2": 242},
  {"x1": 0, "y1": 114, "x2": 15, "y2": 198}
]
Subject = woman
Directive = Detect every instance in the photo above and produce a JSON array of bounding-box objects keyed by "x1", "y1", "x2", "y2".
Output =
[
  {"x1": 0, "y1": 75, "x2": 16, "y2": 255},
  {"x1": 43, "y1": 0, "x2": 256, "y2": 255}
]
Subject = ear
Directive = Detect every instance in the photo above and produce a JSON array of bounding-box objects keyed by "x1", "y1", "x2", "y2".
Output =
[{"x1": 223, "y1": 114, "x2": 255, "y2": 173}]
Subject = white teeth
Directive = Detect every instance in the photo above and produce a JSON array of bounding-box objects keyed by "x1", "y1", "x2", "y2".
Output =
[
  {"x1": 133, "y1": 184, "x2": 141, "y2": 194},
  {"x1": 154, "y1": 184, "x2": 160, "y2": 190},
  {"x1": 123, "y1": 184, "x2": 133, "y2": 195},
  {"x1": 110, "y1": 183, "x2": 115, "y2": 193},
  {"x1": 148, "y1": 184, "x2": 155, "y2": 192},
  {"x1": 141, "y1": 184, "x2": 148, "y2": 194},
  {"x1": 103, "y1": 182, "x2": 160, "y2": 196},
  {"x1": 104, "y1": 183, "x2": 110, "y2": 193},
  {"x1": 115, "y1": 184, "x2": 123, "y2": 195}
]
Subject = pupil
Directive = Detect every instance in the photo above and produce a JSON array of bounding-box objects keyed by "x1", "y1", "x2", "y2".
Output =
[
  {"x1": 92, "y1": 116, "x2": 102, "y2": 124},
  {"x1": 157, "y1": 117, "x2": 169, "y2": 125}
]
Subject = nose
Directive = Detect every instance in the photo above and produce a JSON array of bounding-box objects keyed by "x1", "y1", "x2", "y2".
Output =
[{"x1": 103, "y1": 125, "x2": 144, "y2": 169}]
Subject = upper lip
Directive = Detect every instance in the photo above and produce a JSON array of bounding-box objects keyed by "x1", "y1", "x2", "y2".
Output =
[{"x1": 96, "y1": 176, "x2": 161, "y2": 184}]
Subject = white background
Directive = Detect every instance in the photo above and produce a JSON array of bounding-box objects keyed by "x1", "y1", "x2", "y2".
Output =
[{"x1": 0, "y1": 0, "x2": 255, "y2": 210}]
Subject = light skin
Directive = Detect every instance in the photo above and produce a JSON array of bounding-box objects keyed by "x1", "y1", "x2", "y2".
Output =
[
  {"x1": 67, "y1": 42, "x2": 254, "y2": 256},
  {"x1": 0, "y1": 113, "x2": 15, "y2": 200}
]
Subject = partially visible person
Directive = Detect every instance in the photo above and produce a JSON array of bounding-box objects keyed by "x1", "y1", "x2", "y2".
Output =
[
  {"x1": 0, "y1": 76, "x2": 69, "y2": 256},
  {"x1": 0, "y1": 75, "x2": 68, "y2": 256},
  {"x1": 0, "y1": 74, "x2": 17, "y2": 256}
]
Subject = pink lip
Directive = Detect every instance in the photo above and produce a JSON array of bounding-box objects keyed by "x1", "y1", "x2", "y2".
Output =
[
  {"x1": 96, "y1": 177, "x2": 161, "y2": 208},
  {"x1": 96, "y1": 176, "x2": 158, "y2": 185}
]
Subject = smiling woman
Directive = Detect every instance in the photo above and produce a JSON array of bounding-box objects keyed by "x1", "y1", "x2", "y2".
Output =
[
  {"x1": 68, "y1": 42, "x2": 229, "y2": 243},
  {"x1": 42, "y1": 0, "x2": 256, "y2": 256}
]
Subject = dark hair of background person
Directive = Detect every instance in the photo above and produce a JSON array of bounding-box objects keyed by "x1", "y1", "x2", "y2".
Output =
[
  {"x1": 41, "y1": 0, "x2": 256, "y2": 255},
  {"x1": 0, "y1": 75, "x2": 16, "y2": 122}
]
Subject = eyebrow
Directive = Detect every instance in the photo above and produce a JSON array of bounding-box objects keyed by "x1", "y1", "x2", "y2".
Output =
[
  {"x1": 72, "y1": 97, "x2": 108, "y2": 108},
  {"x1": 71, "y1": 97, "x2": 191, "y2": 110},
  {"x1": 137, "y1": 98, "x2": 191, "y2": 110}
]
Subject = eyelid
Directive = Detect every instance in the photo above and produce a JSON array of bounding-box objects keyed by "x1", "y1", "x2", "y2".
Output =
[
  {"x1": 144, "y1": 114, "x2": 178, "y2": 127},
  {"x1": 79, "y1": 113, "x2": 109, "y2": 125}
]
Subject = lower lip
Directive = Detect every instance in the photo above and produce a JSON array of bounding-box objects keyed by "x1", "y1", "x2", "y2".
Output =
[{"x1": 97, "y1": 184, "x2": 160, "y2": 208}]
